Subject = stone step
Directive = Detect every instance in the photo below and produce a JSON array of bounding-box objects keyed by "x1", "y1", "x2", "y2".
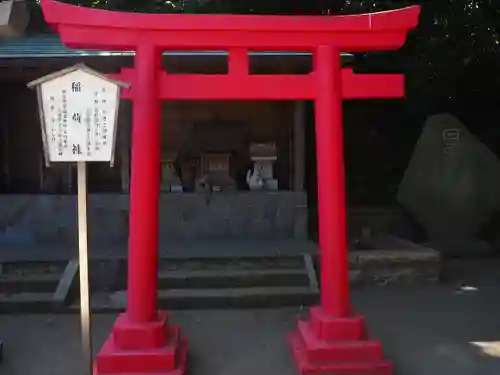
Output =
[
  {"x1": 157, "y1": 268, "x2": 309, "y2": 289},
  {"x1": 86, "y1": 286, "x2": 319, "y2": 311},
  {"x1": 156, "y1": 255, "x2": 306, "y2": 272},
  {"x1": 0, "y1": 273, "x2": 61, "y2": 293},
  {"x1": 0, "y1": 292, "x2": 55, "y2": 313},
  {"x1": 0, "y1": 260, "x2": 79, "y2": 313},
  {"x1": 0, "y1": 256, "x2": 317, "y2": 312}
]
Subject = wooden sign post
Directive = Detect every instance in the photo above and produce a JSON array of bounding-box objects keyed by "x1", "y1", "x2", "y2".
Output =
[{"x1": 28, "y1": 64, "x2": 130, "y2": 375}]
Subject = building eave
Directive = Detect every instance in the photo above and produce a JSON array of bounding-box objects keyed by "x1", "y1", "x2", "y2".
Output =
[{"x1": 0, "y1": 34, "x2": 354, "y2": 60}]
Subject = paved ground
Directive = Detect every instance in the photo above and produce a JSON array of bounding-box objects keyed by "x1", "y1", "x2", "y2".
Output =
[{"x1": 2, "y1": 282, "x2": 500, "y2": 375}]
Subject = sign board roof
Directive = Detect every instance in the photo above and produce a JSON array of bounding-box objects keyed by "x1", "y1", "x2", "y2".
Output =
[
  {"x1": 27, "y1": 63, "x2": 130, "y2": 89},
  {"x1": 28, "y1": 64, "x2": 129, "y2": 164}
]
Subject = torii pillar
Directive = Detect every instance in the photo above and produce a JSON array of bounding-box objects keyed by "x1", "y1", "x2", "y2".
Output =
[
  {"x1": 39, "y1": 1, "x2": 420, "y2": 374},
  {"x1": 289, "y1": 49, "x2": 389, "y2": 374}
]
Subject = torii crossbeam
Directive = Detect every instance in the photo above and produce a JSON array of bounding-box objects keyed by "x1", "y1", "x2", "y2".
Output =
[{"x1": 39, "y1": 1, "x2": 420, "y2": 374}]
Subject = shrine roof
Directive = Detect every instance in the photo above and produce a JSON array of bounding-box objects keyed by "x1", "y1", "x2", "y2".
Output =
[{"x1": 0, "y1": 34, "x2": 355, "y2": 59}]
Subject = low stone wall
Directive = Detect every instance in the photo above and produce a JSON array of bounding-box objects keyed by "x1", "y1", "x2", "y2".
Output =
[
  {"x1": 0, "y1": 192, "x2": 308, "y2": 247},
  {"x1": 349, "y1": 233, "x2": 441, "y2": 286},
  {"x1": 347, "y1": 206, "x2": 421, "y2": 242}
]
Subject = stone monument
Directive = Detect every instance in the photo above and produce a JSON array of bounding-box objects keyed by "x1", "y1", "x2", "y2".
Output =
[{"x1": 398, "y1": 113, "x2": 500, "y2": 254}]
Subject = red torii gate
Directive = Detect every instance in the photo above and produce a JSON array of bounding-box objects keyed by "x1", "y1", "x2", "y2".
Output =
[{"x1": 40, "y1": 1, "x2": 420, "y2": 374}]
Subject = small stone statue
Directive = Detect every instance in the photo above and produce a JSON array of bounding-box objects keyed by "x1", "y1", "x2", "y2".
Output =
[
  {"x1": 248, "y1": 142, "x2": 278, "y2": 191},
  {"x1": 246, "y1": 166, "x2": 265, "y2": 190},
  {"x1": 160, "y1": 158, "x2": 183, "y2": 193}
]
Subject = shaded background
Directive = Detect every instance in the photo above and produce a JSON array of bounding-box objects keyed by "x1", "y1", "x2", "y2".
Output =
[{"x1": 22, "y1": 0, "x2": 500, "y2": 206}]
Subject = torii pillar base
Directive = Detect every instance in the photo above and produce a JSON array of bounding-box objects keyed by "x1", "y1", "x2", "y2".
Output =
[
  {"x1": 289, "y1": 307, "x2": 392, "y2": 375},
  {"x1": 94, "y1": 312, "x2": 188, "y2": 375}
]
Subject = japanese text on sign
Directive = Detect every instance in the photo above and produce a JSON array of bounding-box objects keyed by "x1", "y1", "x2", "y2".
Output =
[{"x1": 38, "y1": 69, "x2": 120, "y2": 162}]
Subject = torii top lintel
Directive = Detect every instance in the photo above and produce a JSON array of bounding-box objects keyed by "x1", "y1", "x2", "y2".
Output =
[{"x1": 40, "y1": 0, "x2": 420, "y2": 52}]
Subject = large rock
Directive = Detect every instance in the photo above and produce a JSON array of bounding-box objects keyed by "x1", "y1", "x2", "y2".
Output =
[{"x1": 397, "y1": 114, "x2": 500, "y2": 254}]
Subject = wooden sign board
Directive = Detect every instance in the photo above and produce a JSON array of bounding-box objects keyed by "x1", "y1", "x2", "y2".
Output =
[
  {"x1": 28, "y1": 64, "x2": 130, "y2": 165},
  {"x1": 27, "y1": 64, "x2": 130, "y2": 375}
]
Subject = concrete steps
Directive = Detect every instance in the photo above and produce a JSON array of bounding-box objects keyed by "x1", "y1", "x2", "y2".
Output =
[
  {"x1": 0, "y1": 255, "x2": 320, "y2": 313},
  {"x1": 0, "y1": 260, "x2": 78, "y2": 313},
  {"x1": 0, "y1": 233, "x2": 442, "y2": 313},
  {"x1": 85, "y1": 255, "x2": 320, "y2": 311},
  {"x1": 87, "y1": 286, "x2": 316, "y2": 311},
  {"x1": 157, "y1": 268, "x2": 309, "y2": 289}
]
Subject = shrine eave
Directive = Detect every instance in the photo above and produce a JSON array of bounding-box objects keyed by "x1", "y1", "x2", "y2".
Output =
[
  {"x1": 0, "y1": 35, "x2": 356, "y2": 61},
  {"x1": 40, "y1": 0, "x2": 420, "y2": 52}
]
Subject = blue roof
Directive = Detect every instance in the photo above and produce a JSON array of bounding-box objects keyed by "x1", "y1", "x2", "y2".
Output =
[{"x1": 0, "y1": 34, "x2": 353, "y2": 58}]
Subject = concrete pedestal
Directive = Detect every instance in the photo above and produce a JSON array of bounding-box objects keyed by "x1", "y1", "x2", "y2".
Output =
[
  {"x1": 94, "y1": 312, "x2": 188, "y2": 375},
  {"x1": 290, "y1": 307, "x2": 391, "y2": 375}
]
